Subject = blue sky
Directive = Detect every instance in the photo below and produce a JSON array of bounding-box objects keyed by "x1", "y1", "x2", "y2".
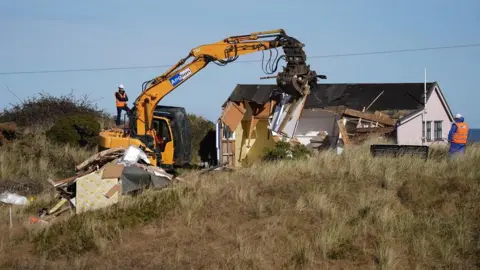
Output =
[{"x1": 1, "y1": 0, "x2": 479, "y2": 127}]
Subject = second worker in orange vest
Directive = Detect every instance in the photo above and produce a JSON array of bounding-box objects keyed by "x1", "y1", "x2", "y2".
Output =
[
  {"x1": 115, "y1": 84, "x2": 129, "y2": 126},
  {"x1": 448, "y1": 113, "x2": 469, "y2": 158}
]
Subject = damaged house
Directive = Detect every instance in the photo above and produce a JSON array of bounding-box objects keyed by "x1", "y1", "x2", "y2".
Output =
[{"x1": 213, "y1": 81, "x2": 454, "y2": 167}]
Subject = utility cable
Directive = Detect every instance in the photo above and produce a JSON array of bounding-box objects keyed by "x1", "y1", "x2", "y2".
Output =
[{"x1": 0, "y1": 43, "x2": 479, "y2": 75}]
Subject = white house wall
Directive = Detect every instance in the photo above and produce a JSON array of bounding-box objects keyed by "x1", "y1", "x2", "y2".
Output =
[{"x1": 397, "y1": 86, "x2": 452, "y2": 145}]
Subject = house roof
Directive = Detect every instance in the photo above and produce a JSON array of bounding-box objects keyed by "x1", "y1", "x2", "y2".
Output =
[
  {"x1": 305, "y1": 82, "x2": 435, "y2": 111},
  {"x1": 226, "y1": 82, "x2": 453, "y2": 121},
  {"x1": 397, "y1": 83, "x2": 454, "y2": 124},
  {"x1": 224, "y1": 84, "x2": 281, "y2": 106}
]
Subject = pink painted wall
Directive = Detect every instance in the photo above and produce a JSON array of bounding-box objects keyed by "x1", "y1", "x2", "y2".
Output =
[{"x1": 397, "y1": 86, "x2": 452, "y2": 145}]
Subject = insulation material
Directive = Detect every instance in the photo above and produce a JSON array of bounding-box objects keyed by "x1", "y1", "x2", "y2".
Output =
[
  {"x1": 75, "y1": 171, "x2": 119, "y2": 214},
  {"x1": 221, "y1": 102, "x2": 246, "y2": 132}
]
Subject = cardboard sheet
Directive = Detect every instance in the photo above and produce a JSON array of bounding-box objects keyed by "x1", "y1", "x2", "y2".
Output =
[{"x1": 102, "y1": 163, "x2": 125, "y2": 179}]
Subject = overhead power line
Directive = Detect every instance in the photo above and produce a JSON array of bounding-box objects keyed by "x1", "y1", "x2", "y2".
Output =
[{"x1": 0, "y1": 43, "x2": 479, "y2": 76}]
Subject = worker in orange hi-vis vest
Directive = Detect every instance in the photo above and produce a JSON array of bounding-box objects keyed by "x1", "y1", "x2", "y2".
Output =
[
  {"x1": 115, "y1": 84, "x2": 129, "y2": 126},
  {"x1": 447, "y1": 113, "x2": 469, "y2": 158}
]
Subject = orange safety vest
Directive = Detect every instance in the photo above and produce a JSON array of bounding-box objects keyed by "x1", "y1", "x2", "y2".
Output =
[
  {"x1": 116, "y1": 92, "x2": 126, "y2": 108},
  {"x1": 452, "y1": 122, "x2": 469, "y2": 144}
]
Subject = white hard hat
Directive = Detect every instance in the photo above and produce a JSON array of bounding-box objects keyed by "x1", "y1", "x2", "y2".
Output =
[
  {"x1": 455, "y1": 113, "x2": 462, "y2": 118},
  {"x1": 118, "y1": 84, "x2": 124, "y2": 89}
]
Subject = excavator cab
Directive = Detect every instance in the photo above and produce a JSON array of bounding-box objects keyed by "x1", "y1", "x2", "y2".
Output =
[
  {"x1": 152, "y1": 118, "x2": 172, "y2": 155},
  {"x1": 152, "y1": 105, "x2": 192, "y2": 168}
]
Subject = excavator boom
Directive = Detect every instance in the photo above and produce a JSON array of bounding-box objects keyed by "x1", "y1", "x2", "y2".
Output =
[
  {"x1": 99, "y1": 29, "x2": 323, "y2": 167},
  {"x1": 130, "y1": 29, "x2": 319, "y2": 137}
]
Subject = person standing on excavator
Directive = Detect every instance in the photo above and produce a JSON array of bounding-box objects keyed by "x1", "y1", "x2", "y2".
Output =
[
  {"x1": 448, "y1": 113, "x2": 469, "y2": 158},
  {"x1": 115, "y1": 84, "x2": 129, "y2": 126}
]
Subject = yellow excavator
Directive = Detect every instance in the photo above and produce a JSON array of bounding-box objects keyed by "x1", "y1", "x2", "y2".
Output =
[{"x1": 97, "y1": 29, "x2": 322, "y2": 168}]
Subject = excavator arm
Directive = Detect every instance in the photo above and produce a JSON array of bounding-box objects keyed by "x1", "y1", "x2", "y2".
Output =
[{"x1": 129, "y1": 29, "x2": 320, "y2": 137}]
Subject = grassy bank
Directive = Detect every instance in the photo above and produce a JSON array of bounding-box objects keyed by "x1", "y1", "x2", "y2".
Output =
[
  {"x1": 0, "y1": 128, "x2": 95, "y2": 195},
  {"x1": 1, "y1": 141, "x2": 479, "y2": 269}
]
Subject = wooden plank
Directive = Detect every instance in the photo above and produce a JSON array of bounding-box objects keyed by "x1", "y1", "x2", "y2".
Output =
[
  {"x1": 374, "y1": 110, "x2": 390, "y2": 119},
  {"x1": 48, "y1": 168, "x2": 95, "y2": 188},
  {"x1": 354, "y1": 127, "x2": 395, "y2": 134},
  {"x1": 323, "y1": 106, "x2": 347, "y2": 114},
  {"x1": 343, "y1": 108, "x2": 396, "y2": 126},
  {"x1": 337, "y1": 120, "x2": 351, "y2": 145},
  {"x1": 104, "y1": 184, "x2": 120, "y2": 199},
  {"x1": 76, "y1": 147, "x2": 125, "y2": 171}
]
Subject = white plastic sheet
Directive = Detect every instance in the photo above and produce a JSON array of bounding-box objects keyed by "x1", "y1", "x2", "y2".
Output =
[
  {"x1": 0, "y1": 191, "x2": 29, "y2": 205},
  {"x1": 118, "y1": 145, "x2": 150, "y2": 165}
]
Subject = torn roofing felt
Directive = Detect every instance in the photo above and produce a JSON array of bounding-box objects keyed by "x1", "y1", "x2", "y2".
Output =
[
  {"x1": 223, "y1": 82, "x2": 436, "y2": 112},
  {"x1": 223, "y1": 84, "x2": 280, "y2": 106},
  {"x1": 305, "y1": 82, "x2": 436, "y2": 111}
]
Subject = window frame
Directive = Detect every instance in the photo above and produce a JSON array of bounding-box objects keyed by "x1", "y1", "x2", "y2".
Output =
[
  {"x1": 422, "y1": 121, "x2": 432, "y2": 142},
  {"x1": 434, "y1": 120, "x2": 443, "y2": 141}
]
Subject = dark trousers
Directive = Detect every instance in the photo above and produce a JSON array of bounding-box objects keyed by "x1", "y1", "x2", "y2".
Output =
[
  {"x1": 116, "y1": 106, "x2": 128, "y2": 125},
  {"x1": 449, "y1": 143, "x2": 466, "y2": 158}
]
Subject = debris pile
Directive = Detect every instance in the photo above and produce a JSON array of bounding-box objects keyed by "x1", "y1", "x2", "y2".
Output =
[
  {"x1": 36, "y1": 146, "x2": 174, "y2": 222},
  {"x1": 322, "y1": 106, "x2": 398, "y2": 146}
]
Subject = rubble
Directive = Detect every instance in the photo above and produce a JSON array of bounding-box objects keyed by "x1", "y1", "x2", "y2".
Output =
[
  {"x1": 35, "y1": 145, "x2": 175, "y2": 223},
  {"x1": 321, "y1": 106, "x2": 398, "y2": 146}
]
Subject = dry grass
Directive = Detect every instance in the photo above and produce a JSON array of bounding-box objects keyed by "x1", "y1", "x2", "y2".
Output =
[
  {"x1": 0, "y1": 128, "x2": 94, "y2": 194},
  {"x1": 1, "y1": 141, "x2": 479, "y2": 269}
]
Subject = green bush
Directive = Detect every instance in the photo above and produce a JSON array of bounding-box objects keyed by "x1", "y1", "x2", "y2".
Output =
[
  {"x1": 46, "y1": 114, "x2": 101, "y2": 148},
  {"x1": 0, "y1": 91, "x2": 109, "y2": 127},
  {"x1": 263, "y1": 141, "x2": 311, "y2": 161},
  {"x1": 187, "y1": 114, "x2": 215, "y2": 163}
]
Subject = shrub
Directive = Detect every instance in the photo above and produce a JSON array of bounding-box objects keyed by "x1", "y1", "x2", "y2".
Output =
[
  {"x1": 0, "y1": 91, "x2": 108, "y2": 127},
  {"x1": 0, "y1": 122, "x2": 17, "y2": 145},
  {"x1": 263, "y1": 140, "x2": 311, "y2": 161},
  {"x1": 187, "y1": 114, "x2": 215, "y2": 163},
  {"x1": 46, "y1": 114, "x2": 101, "y2": 148}
]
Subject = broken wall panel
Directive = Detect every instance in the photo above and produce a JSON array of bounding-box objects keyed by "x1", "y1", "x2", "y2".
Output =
[
  {"x1": 234, "y1": 119, "x2": 275, "y2": 167},
  {"x1": 220, "y1": 101, "x2": 246, "y2": 132},
  {"x1": 276, "y1": 94, "x2": 309, "y2": 137},
  {"x1": 75, "y1": 171, "x2": 119, "y2": 214},
  {"x1": 250, "y1": 101, "x2": 275, "y2": 120}
]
